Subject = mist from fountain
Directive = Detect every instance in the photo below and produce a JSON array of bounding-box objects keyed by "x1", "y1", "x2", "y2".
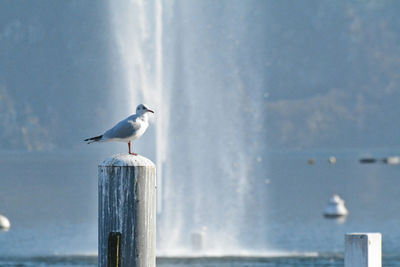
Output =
[
  {"x1": 108, "y1": 0, "x2": 268, "y2": 256},
  {"x1": 109, "y1": 0, "x2": 168, "y2": 216}
]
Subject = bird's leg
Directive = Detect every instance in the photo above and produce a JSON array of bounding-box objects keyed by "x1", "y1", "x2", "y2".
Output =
[{"x1": 128, "y1": 141, "x2": 137, "y2": 156}]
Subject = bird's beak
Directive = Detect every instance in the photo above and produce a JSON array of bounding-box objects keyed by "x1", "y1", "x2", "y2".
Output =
[{"x1": 147, "y1": 109, "x2": 154, "y2": 113}]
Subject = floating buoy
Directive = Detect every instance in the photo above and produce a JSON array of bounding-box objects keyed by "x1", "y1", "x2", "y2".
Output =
[
  {"x1": 307, "y1": 158, "x2": 315, "y2": 165},
  {"x1": 0, "y1": 215, "x2": 10, "y2": 231},
  {"x1": 328, "y1": 156, "x2": 336, "y2": 164},
  {"x1": 359, "y1": 158, "x2": 377, "y2": 164},
  {"x1": 383, "y1": 156, "x2": 400, "y2": 165},
  {"x1": 323, "y1": 194, "x2": 348, "y2": 218}
]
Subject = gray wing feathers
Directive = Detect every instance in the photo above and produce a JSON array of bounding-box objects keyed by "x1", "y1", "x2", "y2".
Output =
[{"x1": 103, "y1": 119, "x2": 140, "y2": 139}]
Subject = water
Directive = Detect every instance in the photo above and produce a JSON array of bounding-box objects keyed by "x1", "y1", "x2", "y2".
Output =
[
  {"x1": 2, "y1": 256, "x2": 400, "y2": 266},
  {"x1": 1, "y1": 151, "x2": 400, "y2": 266},
  {"x1": 266, "y1": 152, "x2": 400, "y2": 253},
  {"x1": 0, "y1": 152, "x2": 100, "y2": 257},
  {"x1": 0, "y1": 255, "x2": 342, "y2": 267}
]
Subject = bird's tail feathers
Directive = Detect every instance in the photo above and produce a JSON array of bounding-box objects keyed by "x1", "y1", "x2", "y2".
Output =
[{"x1": 84, "y1": 135, "x2": 103, "y2": 144}]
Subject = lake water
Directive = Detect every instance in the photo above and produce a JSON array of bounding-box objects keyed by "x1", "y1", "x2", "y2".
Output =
[
  {"x1": 0, "y1": 150, "x2": 399, "y2": 266},
  {"x1": 1, "y1": 255, "x2": 400, "y2": 266}
]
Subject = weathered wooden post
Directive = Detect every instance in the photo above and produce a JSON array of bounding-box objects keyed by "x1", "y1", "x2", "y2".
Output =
[
  {"x1": 98, "y1": 154, "x2": 156, "y2": 267},
  {"x1": 345, "y1": 233, "x2": 382, "y2": 267}
]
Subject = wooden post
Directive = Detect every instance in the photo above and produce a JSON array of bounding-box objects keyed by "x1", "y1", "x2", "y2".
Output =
[
  {"x1": 98, "y1": 154, "x2": 156, "y2": 267},
  {"x1": 345, "y1": 233, "x2": 382, "y2": 267}
]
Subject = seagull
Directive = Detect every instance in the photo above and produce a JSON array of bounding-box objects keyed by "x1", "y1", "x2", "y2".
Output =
[{"x1": 84, "y1": 104, "x2": 154, "y2": 155}]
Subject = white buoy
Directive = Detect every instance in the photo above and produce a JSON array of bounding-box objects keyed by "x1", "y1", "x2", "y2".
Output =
[
  {"x1": 383, "y1": 156, "x2": 400, "y2": 165},
  {"x1": 0, "y1": 215, "x2": 10, "y2": 231},
  {"x1": 328, "y1": 156, "x2": 336, "y2": 164},
  {"x1": 323, "y1": 194, "x2": 348, "y2": 218}
]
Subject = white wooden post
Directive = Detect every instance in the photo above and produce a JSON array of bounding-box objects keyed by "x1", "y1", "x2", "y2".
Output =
[
  {"x1": 345, "y1": 233, "x2": 382, "y2": 267},
  {"x1": 98, "y1": 154, "x2": 156, "y2": 267}
]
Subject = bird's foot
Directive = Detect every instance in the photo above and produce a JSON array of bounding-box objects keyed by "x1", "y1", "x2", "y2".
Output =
[{"x1": 129, "y1": 152, "x2": 138, "y2": 156}]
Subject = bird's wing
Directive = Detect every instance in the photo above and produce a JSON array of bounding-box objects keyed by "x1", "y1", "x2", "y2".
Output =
[{"x1": 103, "y1": 117, "x2": 141, "y2": 140}]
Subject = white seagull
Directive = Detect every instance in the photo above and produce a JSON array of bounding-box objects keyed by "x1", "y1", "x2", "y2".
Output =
[{"x1": 84, "y1": 104, "x2": 154, "y2": 155}]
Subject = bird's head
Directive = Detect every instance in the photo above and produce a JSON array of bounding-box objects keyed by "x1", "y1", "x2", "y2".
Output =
[{"x1": 136, "y1": 104, "x2": 154, "y2": 115}]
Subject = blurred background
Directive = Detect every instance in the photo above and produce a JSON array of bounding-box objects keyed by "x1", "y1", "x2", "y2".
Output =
[{"x1": 1, "y1": 0, "x2": 400, "y2": 266}]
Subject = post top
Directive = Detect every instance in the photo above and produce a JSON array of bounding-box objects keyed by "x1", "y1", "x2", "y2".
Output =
[{"x1": 100, "y1": 154, "x2": 155, "y2": 167}]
